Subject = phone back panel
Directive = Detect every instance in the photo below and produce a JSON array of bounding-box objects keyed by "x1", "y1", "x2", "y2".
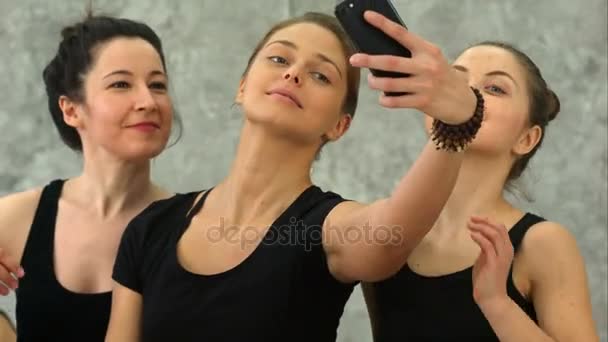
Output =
[{"x1": 335, "y1": 0, "x2": 411, "y2": 79}]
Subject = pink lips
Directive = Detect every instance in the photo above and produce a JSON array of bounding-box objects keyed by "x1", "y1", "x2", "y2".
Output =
[
  {"x1": 127, "y1": 122, "x2": 160, "y2": 132},
  {"x1": 267, "y1": 88, "x2": 303, "y2": 108}
]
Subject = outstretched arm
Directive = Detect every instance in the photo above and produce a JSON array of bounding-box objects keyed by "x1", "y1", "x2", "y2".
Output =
[{"x1": 323, "y1": 11, "x2": 478, "y2": 282}]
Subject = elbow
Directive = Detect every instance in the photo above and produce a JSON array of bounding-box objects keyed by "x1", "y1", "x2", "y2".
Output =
[
  {"x1": 358, "y1": 245, "x2": 414, "y2": 282},
  {"x1": 330, "y1": 244, "x2": 413, "y2": 283}
]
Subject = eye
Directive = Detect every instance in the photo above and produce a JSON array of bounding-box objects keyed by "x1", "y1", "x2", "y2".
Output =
[
  {"x1": 268, "y1": 56, "x2": 288, "y2": 65},
  {"x1": 110, "y1": 81, "x2": 130, "y2": 89},
  {"x1": 149, "y1": 82, "x2": 167, "y2": 91},
  {"x1": 485, "y1": 84, "x2": 506, "y2": 95},
  {"x1": 311, "y1": 72, "x2": 331, "y2": 84}
]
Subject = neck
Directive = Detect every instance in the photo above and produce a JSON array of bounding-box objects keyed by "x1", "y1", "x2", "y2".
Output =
[
  {"x1": 434, "y1": 153, "x2": 514, "y2": 234},
  {"x1": 69, "y1": 148, "x2": 161, "y2": 219},
  {"x1": 213, "y1": 121, "x2": 315, "y2": 224}
]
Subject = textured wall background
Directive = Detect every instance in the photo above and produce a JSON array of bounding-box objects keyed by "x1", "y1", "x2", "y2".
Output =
[{"x1": 0, "y1": 0, "x2": 606, "y2": 340}]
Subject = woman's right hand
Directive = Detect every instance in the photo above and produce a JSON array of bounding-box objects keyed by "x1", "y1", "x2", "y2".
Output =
[
  {"x1": 349, "y1": 10, "x2": 477, "y2": 125},
  {"x1": 0, "y1": 249, "x2": 24, "y2": 295}
]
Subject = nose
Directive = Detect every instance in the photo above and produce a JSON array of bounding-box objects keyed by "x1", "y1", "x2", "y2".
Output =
[
  {"x1": 134, "y1": 86, "x2": 158, "y2": 112},
  {"x1": 283, "y1": 67, "x2": 302, "y2": 86}
]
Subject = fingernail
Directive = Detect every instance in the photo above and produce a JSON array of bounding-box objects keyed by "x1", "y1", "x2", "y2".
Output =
[
  {"x1": 350, "y1": 55, "x2": 361, "y2": 64},
  {"x1": 17, "y1": 267, "x2": 25, "y2": 278}
]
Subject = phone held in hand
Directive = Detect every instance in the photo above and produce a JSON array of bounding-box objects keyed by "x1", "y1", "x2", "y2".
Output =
[{"x1": 334, "y1": 0, "x2": 411, "y2": 96}]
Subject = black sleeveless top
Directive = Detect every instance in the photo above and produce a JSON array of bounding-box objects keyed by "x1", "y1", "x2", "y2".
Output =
[
  {"x1": 15, "y1": 179, "x2": 112, "y2": 342},
  {"x1": 112, "y1": 185, "x2": 356, "y2": 342},
  {"x1": 369, "y1": 213, "x2": 545, "y2": 341}
]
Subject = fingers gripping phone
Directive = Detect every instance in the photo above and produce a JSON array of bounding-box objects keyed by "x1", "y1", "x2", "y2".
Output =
[{"x1": 334, "y1": 0, "x2": 411, "y2": 96}]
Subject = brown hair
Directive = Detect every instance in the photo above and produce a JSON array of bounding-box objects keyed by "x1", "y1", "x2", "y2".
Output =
[
  {"x1": 469, "y1": 41, "x2": 561, "y2": 186},
  {"x1": 241, "y1": 12, "x2": 361, "y2": 118}
]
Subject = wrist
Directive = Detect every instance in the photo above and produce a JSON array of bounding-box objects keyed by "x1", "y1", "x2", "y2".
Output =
[
  {"x1": 430, "y1": 87, "x2": 484, "y2": 152},
  {"x1": 453, "y1": 86, "x2": 479, "y2": 125},
  {"x1": 477, "y1": 295, "x2": 512, "y2": 319}
]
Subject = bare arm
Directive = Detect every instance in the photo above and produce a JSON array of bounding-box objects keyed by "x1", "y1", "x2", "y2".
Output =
[
  {"x1": 0, "y1": 189, "x2": 41, "y2": 295},
  {"x1": 323, "y1": 11, "x2": 477, "y2": 282},
  {"x1": 489, "y1": 222, "x2": 599, "y2": 341},
  {"x1": 0, "y1": 310, "x2": 16, "y2": 342},
  {"x1": 105, "y1": 282, "x2": 142, "y2": 342},
  {"x1": 475, "y1": 221, "x2": 599, "y2": 341},
  {"x1": 324, "y1": 142, "x2": 464, "y2": 282}
]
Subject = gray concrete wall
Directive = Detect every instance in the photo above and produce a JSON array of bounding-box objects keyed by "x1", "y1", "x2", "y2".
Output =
[{"x1": 1, "y1": 1, "x2": 606, "y2": 340}]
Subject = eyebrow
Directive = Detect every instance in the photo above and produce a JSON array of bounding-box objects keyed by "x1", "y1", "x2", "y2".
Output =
[
  {"x1": 102, "y1": 70, "x2": 166, "y2": 79},
  {"x1": 453, "y1": 65, "x2": 518, "y2": 88},
  {"x1": 265, "y1": 40, "x2": 343, "y2": 79}
]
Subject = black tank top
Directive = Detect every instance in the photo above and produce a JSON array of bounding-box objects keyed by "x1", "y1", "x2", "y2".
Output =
[
  {"x1": 369, "y1": 213, "x2": 545, "y2": 341},
  {"x1": 15, "y1": 179, "x2": 112, "y2": 342},
  {"x1": 112, "y1": 185, "x2": 356, "y2": 342}
]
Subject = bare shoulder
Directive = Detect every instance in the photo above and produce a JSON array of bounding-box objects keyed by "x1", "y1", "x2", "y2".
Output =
[
  {"x1": 0, "y1": 188, "x2": 43, "y2": 220},
  {"x1": 518, "y1": 220, "x2": 584, "y2": 280},
  {"x1": 151, "y1": 183, "x2": 174, "y2": 202},
  {"x1": 0, "y1": 188, "x2": 43, "y2": 256},
  {"x1": 517, "y1": 221, "x2": 599, "y2": 340},
  {"x1": 521, "y1": 221, "x2": 579, "y2": 254}
]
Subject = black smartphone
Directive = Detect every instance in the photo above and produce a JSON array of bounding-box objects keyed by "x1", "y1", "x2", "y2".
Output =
[{"x1": 334, "y1": 0, "x2": 411, "y2": 96}]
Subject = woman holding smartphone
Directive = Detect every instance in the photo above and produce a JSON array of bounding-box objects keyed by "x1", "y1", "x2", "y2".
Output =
[{"x1": 106, "y1": 10, "x2": 484, "y2": 342}]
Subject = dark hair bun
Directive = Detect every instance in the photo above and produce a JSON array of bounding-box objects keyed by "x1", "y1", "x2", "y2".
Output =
[{"x1": 547, "y1": 89, "x2": 561, "y2": 121}]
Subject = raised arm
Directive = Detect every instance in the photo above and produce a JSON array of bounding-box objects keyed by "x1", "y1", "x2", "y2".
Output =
[{"x1": 323, "y1": 11, "x2": 479, "y2": 282}]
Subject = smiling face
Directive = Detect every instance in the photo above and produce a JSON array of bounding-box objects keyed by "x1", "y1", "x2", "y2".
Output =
[
  {"x1": 61, "y1": 37, "x2": 173, "y2": 161},
  {"x1": 236, "y1": 22, "x2": 351, "y2": 146}
]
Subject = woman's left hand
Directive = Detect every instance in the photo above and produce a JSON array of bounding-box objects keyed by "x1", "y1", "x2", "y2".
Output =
[
  {"x1": 468, "y1": 216, "x2": 514, "y2": 310},
  {"x1": 349, "y1": 10, "x2": 476, "y2": 125}
]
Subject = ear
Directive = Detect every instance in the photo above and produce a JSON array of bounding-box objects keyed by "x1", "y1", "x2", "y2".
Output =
[
  {"x1": 235, "y1": 77, "x2": 246, "y2": 104},
  {"x1": 513, "y1": 125, "x2": 542, "y2": 156},
  {"x1": 59, "y1": 95, "x2": 84, "y2": 129},
  {"x1": 324, "y1": 113, "x2": 352, "y2": 142}
]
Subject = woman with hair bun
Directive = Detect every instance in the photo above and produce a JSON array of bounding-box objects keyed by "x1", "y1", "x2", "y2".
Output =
[{"x1": 0, "y1": 13, "x2": 179, "y2": 341}]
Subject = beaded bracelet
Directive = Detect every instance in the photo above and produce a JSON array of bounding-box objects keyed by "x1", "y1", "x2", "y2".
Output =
[{"x1": 430, "y1": 87, "x2": 485, "y2": 152}]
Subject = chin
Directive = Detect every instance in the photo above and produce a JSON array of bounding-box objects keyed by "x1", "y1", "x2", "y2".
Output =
[
  {"x1": 243, "y1": 103, "x2": 324, "y2": 144},
  {"x1": 245, "y1": 105, "x2": 295, "y2": 125},
  {"x1": 243, "y1": 109, "x2": 274, "y2": 125}
]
